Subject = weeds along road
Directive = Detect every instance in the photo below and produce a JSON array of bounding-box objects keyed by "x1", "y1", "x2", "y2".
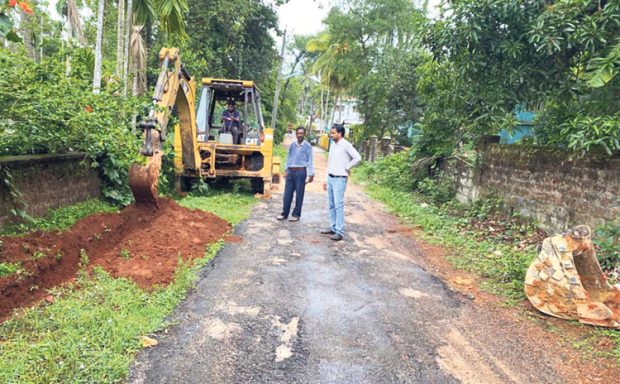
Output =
[{"x1": 129, "y1": 148, "x2": 609, "y2": 384}]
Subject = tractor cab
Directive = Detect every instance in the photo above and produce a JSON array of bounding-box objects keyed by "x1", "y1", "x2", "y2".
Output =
[
  {"x1": 179, "y1": 77, "x2": 276, "y2": 195},
  {"x1": 196, "y1": 78, "x2": 265, "y2": 146}
]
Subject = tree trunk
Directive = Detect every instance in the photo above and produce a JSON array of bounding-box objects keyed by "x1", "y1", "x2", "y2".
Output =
[
  {"x1": 308, "y1": 104, "x2": 315, "y2": 132},
  {"x1": 131, "y1": 25, "x2": 147, "y2": 96},
  {"x1": 21, "y1": 11, "x2": 36, "y2": 61},
  {"x1": 92, "y1": 0, "x2": 105, "y2": 94},
  {"x1": 67, "y1": 0, "x2": 86, "y2": 46},
  {"x1": 299, "y1": 83, "x2": 306, "y2": 116},
  {"x1": 330, "y1": 93, "x2": 338, "y2": 127},
  {"x1": 324, "y1": 87, "x2": 330, "y2": 129},
  {"x1": 145, "y1": 19, "x2": 154, "y2": 87},
  {"x1": 123, "y1": 0, "x2": 133, "y2": 96},
  {"x1": 319, "y1": 85, "x2": 324, "y2": 130},
  {"x1": 280, "y1": 50, "x2": 304, "y2": 103},
  {"x1": 116, "y1": 0, "x2": 125, "y2": 76}
]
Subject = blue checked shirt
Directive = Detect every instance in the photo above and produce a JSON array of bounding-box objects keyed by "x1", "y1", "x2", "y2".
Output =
[{"x1": 285, "y1": 141, "x2": 314, "y2": 176}]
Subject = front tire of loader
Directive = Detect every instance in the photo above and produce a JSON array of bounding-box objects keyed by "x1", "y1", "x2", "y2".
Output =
[
  {"x1": 176, "y1": 176, "x2": 193, "y2": 195},
  {"x1": 251, "y1": 178, "x2": 265, "y2": 194}
]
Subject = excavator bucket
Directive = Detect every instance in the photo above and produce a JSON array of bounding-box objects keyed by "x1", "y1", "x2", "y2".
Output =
[
  {"x1": 524, "y1": 225, "x2": 620, "y2": 328},
  {"x1": 129, "y1": 152, "x2": 162, "y2": 208},
  {"x1": 129, "y1": 129, "x2": 163, "y2": 208}
]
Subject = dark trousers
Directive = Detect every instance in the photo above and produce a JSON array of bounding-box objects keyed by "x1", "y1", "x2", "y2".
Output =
[{"x1": 281, "y1": 169, "x2": 307, "y2": 218}]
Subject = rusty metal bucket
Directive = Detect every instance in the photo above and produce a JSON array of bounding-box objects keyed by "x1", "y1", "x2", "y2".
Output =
[{"x1": 525, "y1": 225, "x2": 620, "y2": 328}]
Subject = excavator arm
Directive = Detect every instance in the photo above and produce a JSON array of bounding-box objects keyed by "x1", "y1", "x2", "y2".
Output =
[{"x1": 129, "y1": 47, "x2": 198, "y2": 207}]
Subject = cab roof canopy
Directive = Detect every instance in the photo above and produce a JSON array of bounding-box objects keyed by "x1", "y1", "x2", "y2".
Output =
[{"x1": 202, "y1": 78, "x2": 256, "y2": 91}]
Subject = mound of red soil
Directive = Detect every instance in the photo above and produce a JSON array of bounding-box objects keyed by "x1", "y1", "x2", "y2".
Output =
[{"x1": 0, "y1": 198, "x2": 230, "y2": 319}]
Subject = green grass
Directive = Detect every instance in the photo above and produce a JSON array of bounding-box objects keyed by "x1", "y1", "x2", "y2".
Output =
[
  {"x1": 0, "y1": 262, "x2": 20, "y2": 277},
  {"x1": 354, "y1": 173, "x2": 620, "y2": 363},
  {"x1": 273, "y1": 144, "x2": 288, "y2": 164},
  {"x1": 1, "y1": 199, "x2": 118, "y2": 237},
  {"x1": 360, "y1": 183, "x2": 533, "y2": 303},
  {"x1": 119, "y1": 249, "x2": 132, "y2": 260},
  {"x1": 0, "y1": 243, "x2": 222, "y2": 384},
  {"x1": 178, "y1": 189, "x2": 256, "y2": 225},
  {"x1": 0, "y1": 186, "x2": 260, "y2": 382}
]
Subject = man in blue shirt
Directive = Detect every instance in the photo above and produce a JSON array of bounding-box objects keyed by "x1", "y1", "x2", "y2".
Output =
[
  {"x1": 277, "y1": 127, "x2": 314, "y2": 222},
  {"x1": 219, "y1": 99, "x2": 240, "y2": 144}
]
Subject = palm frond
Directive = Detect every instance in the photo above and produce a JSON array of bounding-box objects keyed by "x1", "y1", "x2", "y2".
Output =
[
  {"x1": 133, "y1": 0, "x2": 155, "y2": 25},
  {"x1": 130, "y1": 25, "x2": 147, "y2": 95}
]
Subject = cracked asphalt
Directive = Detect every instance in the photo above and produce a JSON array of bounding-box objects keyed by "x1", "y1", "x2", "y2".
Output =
[{"x1": 128, "y1": 148, "x2": 576, "y2": 384}]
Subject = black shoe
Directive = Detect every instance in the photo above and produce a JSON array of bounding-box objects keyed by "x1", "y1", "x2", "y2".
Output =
[
  {"x1": 320, "y1": 229, "x2": 335, "y2": 235},
  {"x1": 330, "y1": 234, "x2": 343, "y2": 241}
]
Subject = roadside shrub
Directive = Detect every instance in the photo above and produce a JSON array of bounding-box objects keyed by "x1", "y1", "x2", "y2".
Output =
[
  {"x1": 594, "y1": 219, "x2": 620, "y2": 273},
  {"x1": 359, "y1": 151, "x2": 415, "y2": 191},
  {"x1": 416, "y1": 177, "x2": 455, "y2": 205},
  {"x1": 0, "y1": 48, "x2": 147, "y2": 205}
]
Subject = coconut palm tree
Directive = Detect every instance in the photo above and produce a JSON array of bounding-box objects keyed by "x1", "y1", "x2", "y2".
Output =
[
  {"x1": 116, "y1": 0, "x2": 125, "y2": 76},
  {"x1": 92, "y1": 0, "x2": 105, "y2": 94},
  {"x1": 130, "y1": 25, "x2": 147, "y2": 95},
  {"x1": 123, "y1": 0, "x2": 188, "y2": 95},
  {"x1": 122, "y1": 0, "x2": 133, "y2": 95},
  {"x1": 156, "y1": 0, "x2": 189, "y2": 40},
  {"x1": 56, "y1": 0, "x2": 86, "y2": 46},
  {"x1": 306, "y1": 32, "x2": 358, "y2": 125},
  {"x1": 66, "y1": 0, "x2": 86, "y2": 46}
]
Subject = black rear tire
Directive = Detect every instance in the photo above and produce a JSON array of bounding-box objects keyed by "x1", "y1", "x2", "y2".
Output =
[
  {"x1": 176, "y1": 176, "x2": 193, "y2": 194},
  {"x1": 251, "y1": 178, "x2": 264, "y2": 194}
]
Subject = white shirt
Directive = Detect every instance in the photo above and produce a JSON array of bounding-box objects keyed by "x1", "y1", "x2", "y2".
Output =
[{"x1": 327, "y1": 138, "x2": 361, "y2": 176}]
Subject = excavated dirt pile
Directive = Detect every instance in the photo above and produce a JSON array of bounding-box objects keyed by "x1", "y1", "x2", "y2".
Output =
[{"x1": 0, "y1": 198, "x2": 230, "y2": 319}]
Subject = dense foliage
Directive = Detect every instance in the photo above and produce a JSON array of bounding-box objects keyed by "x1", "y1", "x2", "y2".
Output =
[
  {"x1": 0, "y1": 0, "x2": 288, "y2": 210},
  {"x1": 303, "y1": 0, "x2": 619, "y2": 157},
  {"x1": 0, "y1": 48, "x2": 144, "y2": 205},
  {"x1": 425, "y1": 0, "x2": 620, "y2": 155},
  {"x1": 183, "y1": 0, "x2": 280, "y2": 84}
]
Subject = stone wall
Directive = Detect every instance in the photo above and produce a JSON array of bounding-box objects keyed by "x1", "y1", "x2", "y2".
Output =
[
  {"x1": 441, "y1": 144, "x2": 620, "y2": 233},
  {"x1": 0, "y1": 153, "x2": 101, "y2": 225},
  {"x1": 359, "y1": 136, "x2": 406, "y2": 162}
]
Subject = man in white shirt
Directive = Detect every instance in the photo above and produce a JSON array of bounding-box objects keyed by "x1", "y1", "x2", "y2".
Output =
[{"x1": 321, "y1": 123, "x2": 361, "y2": 241}]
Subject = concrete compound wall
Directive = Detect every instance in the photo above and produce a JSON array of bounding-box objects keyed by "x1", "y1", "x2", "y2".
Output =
[
  {"x1": 441, "y1": 144, "x2": 620, "y2": 233},
  {"x1": 0, "y1": 153, "x2": 101, "y2": 226}
]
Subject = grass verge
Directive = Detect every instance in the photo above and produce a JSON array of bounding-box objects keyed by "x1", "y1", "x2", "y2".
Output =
[
  {"x1": 0, "y1": 190, "x2": 258, "y2": 382},
  {"x1": 0, "y1": 243, "x2": 222, "y2": 383},
  {"x1": 354, "y1": 172, "x2": 620, "y2": 363},
  {"x1": 0, "y1": 199, "x2": 118, "y2": 237},
  {"x1": 179, "y1": 189, "x2": 256, "y2": 225},
  {"x1": 360, "y1": 183, "x2": 533, "y2": 303},
  {"x1": 273, "y1": 144, "x2": 288, "y2": 164}
]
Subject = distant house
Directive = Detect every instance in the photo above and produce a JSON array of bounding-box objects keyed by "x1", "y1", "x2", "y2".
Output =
[
  {"x1": 333, "y1": 99, "x2": 363, "y2": 126},
  {"x1": 499, "y1": 107, "x2": 535, "y2": 144},
  {"x1": 313, "y1": 99, "x2": 364, "y2": 136}
]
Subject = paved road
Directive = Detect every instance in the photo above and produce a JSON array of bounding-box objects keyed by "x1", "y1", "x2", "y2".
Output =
[{"x1": 129, "y1": 148, "x2": 575, "y2": 384}]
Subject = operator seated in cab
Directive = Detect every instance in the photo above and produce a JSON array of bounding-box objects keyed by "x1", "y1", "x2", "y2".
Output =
[{"x1": 220, "y1": 99, "x2": 240, "y2": 144}]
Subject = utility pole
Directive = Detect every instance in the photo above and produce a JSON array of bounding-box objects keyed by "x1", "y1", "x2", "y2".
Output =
[{"x1": 271, "y1": 29, "x2": 287, "y2": 129}]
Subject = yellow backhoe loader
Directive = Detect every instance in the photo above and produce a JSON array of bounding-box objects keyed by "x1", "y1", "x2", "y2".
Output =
[{"x1": 129, "y1": 48, "x2": 279, "y2": 206}]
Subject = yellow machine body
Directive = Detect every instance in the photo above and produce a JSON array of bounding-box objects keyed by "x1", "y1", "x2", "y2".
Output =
[{"x1": 173, "y1": 77, "x2": 277, "y2": 195}]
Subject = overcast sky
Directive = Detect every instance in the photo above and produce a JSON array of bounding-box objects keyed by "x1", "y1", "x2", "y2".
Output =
[
  {"x1": 276, "y1": 0, "x2": 330, "y2": 37},
  {"x1": 276, "y1": 0, "x2": 441, "y2": 37},
  {"x1": 46, "y1": 0, "x2": 440, "y2": 32},
  {"x1": 46, "y1": 0, "x2": 442, "y2": 50}
]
